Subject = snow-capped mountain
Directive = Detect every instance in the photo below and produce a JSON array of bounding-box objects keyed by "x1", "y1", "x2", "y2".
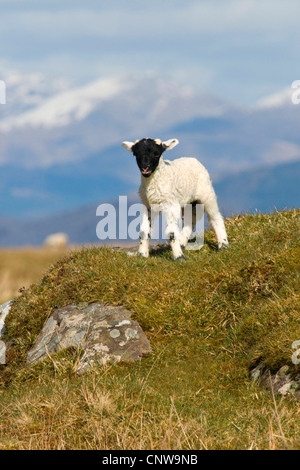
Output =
[
  {"x1": 0, "y1": 76, "x2": 132, "y2": 131},
  {"x1": 1, "y1": 73, "x2": 227, "y2": 131},
  {"x1": 0, "y1": 73, "x2": 230, "y2": 169},
  {"x1": 1, "y1": 71, "x2": 72, "y2": 119},
  {"x1": 0, "y1": 72, "x2": 299, "y2": 225}
]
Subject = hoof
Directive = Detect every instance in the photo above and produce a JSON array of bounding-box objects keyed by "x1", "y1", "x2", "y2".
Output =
[
  {"x1": 138, "y1": 252, "x2": 149, "y2": 258},
  {"x1": 218, "y1": 243, "x2": 229, "y2": 251},
  {"x1": 174, "y1": 255, "x2": 186, "y2": 261}
]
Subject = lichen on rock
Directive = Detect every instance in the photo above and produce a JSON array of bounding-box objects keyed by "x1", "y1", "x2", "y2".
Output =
[
  {"x1": 250, "y1": 363, "x2": 300, "y2": 399},
  {"x1": 26, "y1": 303, "x2": 152, "y2": 373}
]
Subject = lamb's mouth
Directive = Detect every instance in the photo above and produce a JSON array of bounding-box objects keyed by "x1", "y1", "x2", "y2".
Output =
[{"x1": 141, "y1": 170, "x2": 152, "y2": 177}]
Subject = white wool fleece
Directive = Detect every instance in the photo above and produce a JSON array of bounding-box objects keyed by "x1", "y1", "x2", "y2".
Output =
[{"x1": 139, "y1": 157, "x2": 216, "y2": 209}]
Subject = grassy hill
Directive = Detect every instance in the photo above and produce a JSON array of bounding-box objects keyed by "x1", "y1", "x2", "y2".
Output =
[{"x1": 0, "y1": 210, "x2": 299, "y2": 450}]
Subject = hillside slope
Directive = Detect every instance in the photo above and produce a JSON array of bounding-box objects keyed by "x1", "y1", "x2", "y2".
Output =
[{"x1": 0, "y1": 211, "x2": 299, "y2": 450}]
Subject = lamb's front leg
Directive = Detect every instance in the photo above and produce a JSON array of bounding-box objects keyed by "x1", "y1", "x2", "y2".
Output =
[
  {"x1": 164, "y1": 204, "x2": 185, "y2": 261},
  {"x1": 138, "y1": 205, "x2": 151, "y2": 258}
]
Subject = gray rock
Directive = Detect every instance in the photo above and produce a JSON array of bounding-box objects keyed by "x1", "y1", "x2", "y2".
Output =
[
  {"x1": 0, "y1": 300, "x2": 13, "y2": 364},
  {"x1": 278, "y1": 381, "x2": 293, "y2": 396},
  {"x1": 0, "y1": 300, "x2": 13, "y2": 338},
  {"x1": 250, "y1": 364, "x2": 264, "y2": 382},
  {"x1": 0, "y1": 340, "x2": 6, "y2": 365},
  {"x1": 27, "y1": 303, "x2": 152, "y2": 373},
  {"x1": 250, "y1": 363, "x2": 300, "y2": 399}
]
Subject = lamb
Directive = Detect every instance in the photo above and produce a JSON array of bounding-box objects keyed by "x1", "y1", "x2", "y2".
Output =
[{"x1": 122, "y1": 138, "x2": 228, "y2": 260}]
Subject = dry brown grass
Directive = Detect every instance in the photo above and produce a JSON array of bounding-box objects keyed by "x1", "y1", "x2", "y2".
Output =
[
  {"x1": 0, "y1": 247, "x2": 69, "y2": 304},
  {"x1": 0, "y1": 356, "x2": 299, "y2": 450}
]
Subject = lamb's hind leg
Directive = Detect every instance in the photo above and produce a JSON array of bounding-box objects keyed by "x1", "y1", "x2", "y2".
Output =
[
  {"x1": 138, "y1": 205, "x2": 151, "y2": 257},
  {"x1": 179, "y1": 202, "x2": 200, "y2": 248},
  {"x1": 204, "y1": 194, "x2": 228, "y2": 250}
]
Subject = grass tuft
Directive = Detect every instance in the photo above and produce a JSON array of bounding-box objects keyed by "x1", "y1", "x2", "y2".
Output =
[{"x1": 0, "y1": 210, "x2": 299, "y2": 449}]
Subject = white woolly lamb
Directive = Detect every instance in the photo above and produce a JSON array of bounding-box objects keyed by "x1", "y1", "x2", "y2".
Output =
[{"x1": 122, "y1": 138, "x2": 228, "y2": 260}]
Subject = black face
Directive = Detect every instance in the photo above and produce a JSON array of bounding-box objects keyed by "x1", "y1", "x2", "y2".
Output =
[{"x1": 132, "y1": 139, "x2": 165, "y2": 178}]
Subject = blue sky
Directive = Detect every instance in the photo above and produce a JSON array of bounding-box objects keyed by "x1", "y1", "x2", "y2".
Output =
[{"x1": 0, "y1": 0, "x2": 299, "y2": 105}]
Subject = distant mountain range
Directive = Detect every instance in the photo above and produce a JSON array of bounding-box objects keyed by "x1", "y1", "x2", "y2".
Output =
[
  {"x1": 0, "y1": 159, "x2": 298, "y2": 247},
  {"x1": 216, "y1": 160, "x2": 300, "y2": 216},
  {"x1": 0, "y1": 72, "x2": 299, "y2": 246}
]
